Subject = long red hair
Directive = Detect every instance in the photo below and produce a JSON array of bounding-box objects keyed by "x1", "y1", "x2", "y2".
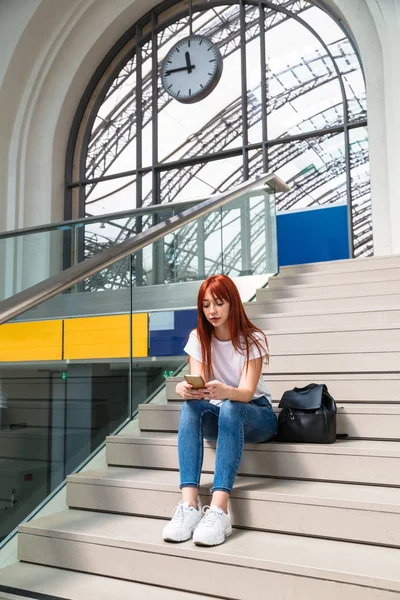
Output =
[{"x1": 195, "y1": 275, "x2": 269, "y2": 380}]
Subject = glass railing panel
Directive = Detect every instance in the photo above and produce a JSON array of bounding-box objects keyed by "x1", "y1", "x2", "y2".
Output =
[
  {"x1": 0, "y1": 229, "x2": 70, "y2": 303},
  {"x1": 137, "y1": 187, "x2": 277, "y2": 307},
  {"x1": 7, "y1": 187, "x2": 277, "y2": 322},
  {"x1": 0, "y1": 252, "x2": 133, "y2": 544},
  {"x1": 0, "y1": 181, "x2": 278, "y2": 308},
  {"x1": 0, "y1": 207, "x2": 181, "y2": 303},
  {"x1": 0, "y1": 267, "x2": 185, "y2": 546}
]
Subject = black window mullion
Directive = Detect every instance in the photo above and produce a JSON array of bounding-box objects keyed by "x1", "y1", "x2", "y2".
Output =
[
  {"x1": 344, "y1": 124, "x2": 355, "y2": 258},
  {"x1": 258, "y1": 0, "x2": 268, "y2": 173},
  {"x1": 136, "y1": 24, "x2": 144, "y2": 285},
  {"x1": 151, "y1": 9, "x2": 159, "y2": 207},
  {"x1": 136, "y1": 25, "x2": 143, "y2": 211},
  {"x1": 239, "y1": 0, "x2": 249, "y2": 180}
]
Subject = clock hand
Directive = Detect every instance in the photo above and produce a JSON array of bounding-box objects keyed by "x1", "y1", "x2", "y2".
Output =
[
  {"x1": 165, "y1": 65, "x2": 196, "y2": 75},
  {"x1": 185, "y1": 51, "x2": 194, "y2": 74}
]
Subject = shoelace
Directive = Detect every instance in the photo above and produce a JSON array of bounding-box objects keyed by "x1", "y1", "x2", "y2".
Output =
[
  {"x1": 170, "y1": 501, "x2": 193, "y2": 524},
  {"x1": 200, "y1": 505, "x2": 222, "y2": 528}
]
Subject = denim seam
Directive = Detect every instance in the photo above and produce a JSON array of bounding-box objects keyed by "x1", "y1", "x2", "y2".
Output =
[
  {"x1": 230, "y1": 404, "x2": 245, "y2": 491},
  {"x1": 196, "y1": 407, "x2": 214, "y2": 487},
  {"x1": 179, "y1": 483, "x2": 199, "y2": 489},
  {"x1": 214, "y1": 402, "x2": 244, "y2": 493},
  {"x1": 210, "y1": 486, "x2": 232, "y2": 494}
]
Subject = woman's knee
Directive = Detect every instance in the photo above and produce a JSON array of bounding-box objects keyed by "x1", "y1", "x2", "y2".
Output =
[
  {"x1": 180, "y1": 399, "x2": 210, "y2": 421},
  {"x1": 219, "y1": 400, "x2": 244, "y2": 421}
]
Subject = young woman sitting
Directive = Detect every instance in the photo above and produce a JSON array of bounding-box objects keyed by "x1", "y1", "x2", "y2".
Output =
[{"x1": 162, "y1": 274, "x2": 277, "y2": 547}]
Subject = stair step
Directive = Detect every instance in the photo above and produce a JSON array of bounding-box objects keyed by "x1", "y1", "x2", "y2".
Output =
[
  {"x1": 138, "y1": 403, "x2": 400, "y2": 440},
  {"x1": 251, "y1": 307, "x2": 400, "y2": 331},
  {"x1": 166, "y1": 374, "x2": 400, "y2": 403},
  {"x1": 17, "y1": 510, "x2": 400, "y2": 598},
  {"x1": 0, "y1": 563, "x2": 214, "y2": 600},
  {"x1": 106, "y1": 432, "x2": 400, "y2": 486},
  {"x1": 269, "y1": 266, "x2": 400, "y2": 287},
  {"x1": 257, "y1": 278, "x2": 400, "y2": 301},
  {"x1": 265, "y1": 326, "x2": 400, "y2": 354},
  {"x1": 279, "y1": 254, "x2": 400, "y2": 275},
  {"x1": 259, "y1": 326, "x2": 400, "y2": 373},
  {"x1": 267, "y1": 352, "x2": 400, "y2": 373},
  {"x1": 66, "y1": 466, "x2": 400, "y2": 547},
  {"x1": 245, "y1": 291, "x2": 400, "y2": 316}
]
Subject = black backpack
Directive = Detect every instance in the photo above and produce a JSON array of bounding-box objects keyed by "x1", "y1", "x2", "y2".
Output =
[{"x1": 276, "y1": 383, "x2": 337, "y2": 444}]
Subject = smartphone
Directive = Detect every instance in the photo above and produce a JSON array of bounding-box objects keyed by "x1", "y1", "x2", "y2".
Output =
[{"x1": 184, "y1": 374, "x2": 206, "y2": 389}]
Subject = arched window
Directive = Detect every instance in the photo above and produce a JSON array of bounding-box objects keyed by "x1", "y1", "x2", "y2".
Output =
[{"x1": 66, "y1": 0, "x2": 370, "y2": 276}]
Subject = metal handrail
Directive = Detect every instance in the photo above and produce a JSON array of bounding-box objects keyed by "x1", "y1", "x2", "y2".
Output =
[
  {"x1": 0, "y1": 173, "x2": 289, "y2": 325},
  {"x1": 0, "y1": 199, "x2": 201, "y2": 240},
  {"x1": 0, "y1": 187, "x2": 282, "y2": 240}
]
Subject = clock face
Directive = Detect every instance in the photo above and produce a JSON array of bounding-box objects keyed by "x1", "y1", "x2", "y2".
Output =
[{"x1": 161, "y1": 35, "x2": 223, "y2": 104}]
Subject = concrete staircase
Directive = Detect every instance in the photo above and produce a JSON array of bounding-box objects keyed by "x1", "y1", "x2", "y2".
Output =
[{"x1": 1, "y1": 255, "x2": 400, "y2": 599}]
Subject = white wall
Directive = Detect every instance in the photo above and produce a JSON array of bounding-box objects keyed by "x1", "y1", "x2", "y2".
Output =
[{"x1": 0, "y1": 0, "x2": 399, "y2": 254}]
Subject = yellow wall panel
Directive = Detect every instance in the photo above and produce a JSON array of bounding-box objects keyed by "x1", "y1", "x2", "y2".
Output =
[
  {"x1": 64, "y1": 314, "x2": 148, "y2": 360},
  {"x1": 131, "y1": 312, "x2": 148, "y2": 358},
  {"x1": 0, "y1": 320, "x2": 63, "y2": 362}
]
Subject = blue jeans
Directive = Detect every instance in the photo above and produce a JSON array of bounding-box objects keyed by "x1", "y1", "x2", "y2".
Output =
[{"x1": 178, "y1": 397, "x2": 277, "y2": 493}]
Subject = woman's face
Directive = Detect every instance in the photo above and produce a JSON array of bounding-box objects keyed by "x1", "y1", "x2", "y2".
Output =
[{"x1": 202, "y1": 290, "x2": 230, "y2": 330}]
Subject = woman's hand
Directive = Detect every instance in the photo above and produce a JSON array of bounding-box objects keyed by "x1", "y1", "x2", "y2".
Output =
[
  {"x1": 176, "y1": 380, "x2": 206, "y2": 400},
  {"x1": 204, "y1": 380, "x2": 229, "y2": 401}
]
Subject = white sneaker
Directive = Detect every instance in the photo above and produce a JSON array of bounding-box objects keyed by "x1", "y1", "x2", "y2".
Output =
[
  {"x1": 162, "y1": 501, "x2": 202, "y2": 542},
  {"x1": 193, "y1": 505, "x2": 233, "y2": 546}
]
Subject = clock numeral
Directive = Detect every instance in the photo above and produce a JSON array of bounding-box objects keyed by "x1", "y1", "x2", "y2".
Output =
[
  {"x1": 168, "y1": 84, "x2": 173, "y2": 90},
  {"x1": 199, "y1": 39, "x2": 203, "y2": 46},
  {"x1": 177, "y1": 90, "x2": 181, "y2": 97},
  {"x1": 189, "y1": 89, "x2": 192, "y2": 96},
  {"x1": 207, "y1": 46, "x2": 213, "y2": 52},
  {"x1": 207, "y1": 72, "x2": 213, "y2": 76},
  {"x1": 200, "y1": 83, "x2": 204, "y2": 89},
  {"x1": 209, "y1": 59, "x2": 216, "y2": 62}
]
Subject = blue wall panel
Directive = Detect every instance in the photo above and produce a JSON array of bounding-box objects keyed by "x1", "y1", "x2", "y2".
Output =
[
  {"x1": 276, "y1": 204, "x2": 350, "y2": 267},
  {"x1": 150, "y1": 309, "x2": 197, "y2": 356}
]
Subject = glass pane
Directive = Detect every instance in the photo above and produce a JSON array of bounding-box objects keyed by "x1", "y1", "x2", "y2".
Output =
[
  {"x1": 86, "y1": 54, "x2": 137, "y2": 181},
  {"x1": 266, "y1": 15, "x2": 344, "y2": 140},
  {"x1": 221, "y1": 189, "x2": 277, "y2": 278},
  {"x1": 0, "y1": 255, "x2": 133, "y2": 544},
  {"x1": 269, "y1": 132, "x2": 347, "y2": 211},
  {"x1": 0, "y1": 229, "x2": 69, "y2": 302},
  {"x1": 140, "y1": 207, "x2": 223, "y2": 286},
  {"x1": 350, "y1": 127, "x2": 372, "y2": 257},
  {"x1": 131, "y1": 179, "x2": 278, "y2": 306},
  {"x1": 135, "y1": 183, "x2": 277, "y2": 292},
  {"x1": 0, "y1": 204, "x2": 183, "y2": 302},
  {"x1": 300, "y1": 7, "x2": 367, "y2": 123},
  {"x1": 158, "y1": 155, "x2": 244, "y2": 205},
  {"x1": 85, "y1": 176, "x2": 137, "y2": 216}
]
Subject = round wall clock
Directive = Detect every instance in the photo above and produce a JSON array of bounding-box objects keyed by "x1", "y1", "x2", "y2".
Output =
[{"x1": 161, "y1": 34, "x2": 223, "y2": 104}]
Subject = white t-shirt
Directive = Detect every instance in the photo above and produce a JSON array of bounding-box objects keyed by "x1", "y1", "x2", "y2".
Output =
[{"x1": 183, "y1": 330, "x2": 272, "y2": 407}]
